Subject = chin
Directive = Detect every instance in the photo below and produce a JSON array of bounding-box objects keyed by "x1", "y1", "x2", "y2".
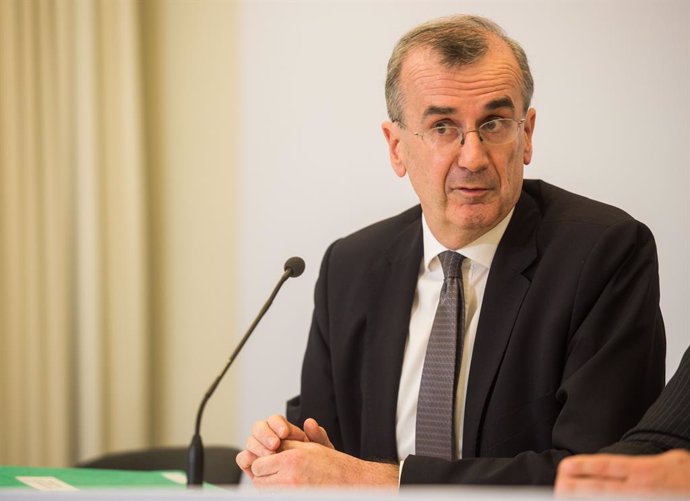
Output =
[{"x1": 448, "y1": 207, "x2": 501, "y2": 233}]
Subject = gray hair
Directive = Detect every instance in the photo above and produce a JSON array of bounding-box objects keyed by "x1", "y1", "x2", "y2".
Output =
[{"x1": 385, "y1": 15, "x2": 534, "y2": 123}]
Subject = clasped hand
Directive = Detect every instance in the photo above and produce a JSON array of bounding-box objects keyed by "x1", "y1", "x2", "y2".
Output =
[{"x1": 236, "y1": 415, "x2": 398, "y2": 487}]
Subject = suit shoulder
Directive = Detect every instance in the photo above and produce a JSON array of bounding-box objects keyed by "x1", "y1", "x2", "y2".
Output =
[
  {"x1": 522, "y1": 179, "x2": 645, "y2": 229},
  {"x1": 519, "y1": 180, "x2": 657, "y2": 260},
  {"x1": 329, "y1": 205, "x2": 421, "y2": 259}
]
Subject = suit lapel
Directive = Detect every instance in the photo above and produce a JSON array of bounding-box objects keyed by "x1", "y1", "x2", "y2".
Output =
[
  {"x1": 360, "y1": 210, "x2": 423, "y2": 461},
  {"x1": 462, "y1": 191, "x2": 539, "y2": 457}
]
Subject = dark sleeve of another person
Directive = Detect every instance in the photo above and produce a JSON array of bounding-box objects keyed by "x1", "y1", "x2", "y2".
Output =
[{"x1": 601, "y1": 347, "x2": 690, "y2": 455}]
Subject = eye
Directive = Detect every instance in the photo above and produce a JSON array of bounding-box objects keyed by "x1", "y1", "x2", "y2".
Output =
[
  {"x1": 430, "y1": 121, "x2": 458, "y2": 137},
  {"x1": 481, "y1": 118, "x2": 503, "y2": 132}
]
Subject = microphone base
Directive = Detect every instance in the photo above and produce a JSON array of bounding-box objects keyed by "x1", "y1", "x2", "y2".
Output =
[{"x1": 186, "y1": 434, "x2": 205, "y2": 487}]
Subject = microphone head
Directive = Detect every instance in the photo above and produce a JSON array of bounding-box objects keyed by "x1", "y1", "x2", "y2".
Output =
[{"x1": 284, "y1": 256, "x2": 305, "y2": 278}]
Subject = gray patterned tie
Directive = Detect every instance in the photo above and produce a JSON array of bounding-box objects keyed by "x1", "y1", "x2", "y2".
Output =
[{"x1": 415, "y1": 251, "x2": 465, "y2": 460}]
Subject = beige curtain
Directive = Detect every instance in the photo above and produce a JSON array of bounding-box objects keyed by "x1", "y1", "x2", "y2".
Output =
[{"x1": 0, "y1": 0, "x2": 151, "y2": 466}]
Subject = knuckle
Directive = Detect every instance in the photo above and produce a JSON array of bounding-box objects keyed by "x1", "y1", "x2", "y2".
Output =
[
  {"x1": 247, "y1": 437, "x2": 263, "y2": 455},
  {"x1": 268, "y1": 414, "x2": 285, "y2": 426},
  {"x1": 268, "y1": 415, "x2": 288, "y2": 435},
  {"x1": 666, "y1": 449, "x2": 688, "y2": 462},
  {"x1": 251, "y1": 420, "x2": 266, "y2": 435}
]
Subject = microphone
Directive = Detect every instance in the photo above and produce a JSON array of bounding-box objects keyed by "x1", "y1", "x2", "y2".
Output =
[{"x1": 186, "y1": 256, "x2": 305, "y2": 487}]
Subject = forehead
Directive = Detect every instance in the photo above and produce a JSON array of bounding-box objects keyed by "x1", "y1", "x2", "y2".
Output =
[{"x1": 399, "y1": 41, "x2": 525, "y2": 122}]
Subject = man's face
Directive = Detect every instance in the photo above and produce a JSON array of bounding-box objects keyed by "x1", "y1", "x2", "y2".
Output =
[{"x1": 382, "y1": 41, "x2": 536, "y2": 249}]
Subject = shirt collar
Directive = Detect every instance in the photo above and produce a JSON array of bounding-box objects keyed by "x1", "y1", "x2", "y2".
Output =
[{"x1": 421, "y1": 209, "x2": 515, "y2": 273}]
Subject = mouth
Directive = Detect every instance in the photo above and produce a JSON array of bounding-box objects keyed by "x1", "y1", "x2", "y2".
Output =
[{"x1": 450, "y1": 186, "x2": 492, "y2": 197}]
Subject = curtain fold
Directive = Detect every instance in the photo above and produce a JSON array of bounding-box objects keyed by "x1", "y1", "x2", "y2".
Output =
[{"x1": 0, "y1": 0, "x2": 151, "y2": 466}]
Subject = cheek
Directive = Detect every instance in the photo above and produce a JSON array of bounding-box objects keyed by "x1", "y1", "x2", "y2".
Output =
[
  {"x1": 404, "y1": 147, "x2": 446, "y2": 185},
  {"x1": 493, "y1": 147, "x2": 524, "y2": 187}
]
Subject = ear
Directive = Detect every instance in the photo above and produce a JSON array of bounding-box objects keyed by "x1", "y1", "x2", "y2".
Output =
[
  {"x1": 382, "y1": 121, "x2": 407, "y2": 178},
  {"x1": 522, "y1": 108, "x2": 536, "y2": 165}
]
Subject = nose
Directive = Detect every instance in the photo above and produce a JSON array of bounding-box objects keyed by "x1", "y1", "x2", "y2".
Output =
[
  {"x1": 457, "y1": 130, "x2": 488, "y2": 172},
  {"x1": 459, "y1": 128, "x2": 482, "y2": 146}
]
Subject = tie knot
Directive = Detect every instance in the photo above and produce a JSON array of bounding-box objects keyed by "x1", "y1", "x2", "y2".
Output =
[{"x1": 438, "y1": 251, "x2": 464, "y2": 279}]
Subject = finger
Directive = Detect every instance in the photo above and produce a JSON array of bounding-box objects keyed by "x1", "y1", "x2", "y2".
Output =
[
  {"x1": 557, "y1": 454, "x2": 598, "y2": 476},
  {"x1": 279, "y1": 439, "x2": 309, "y2": 451},
  {"x1": 235, "y1": 449, "x2": 257, "y2": 480},
  {"x1": 562, "y1": 454, "x2": 627, "y2": 480},
  {"x1": 598, "y1": 457, "x2": 630, "y2": 480},
  {"x1": 251, "y1": 449, "x2": 307, "y2": 488},
  {"x1": 251, "y1": 452, "x2": 284, "y2": 479},
  {"x1": 577, "y1": 455, "x2": 628, "y2": 480},
  {"x1": 557, "y1": 456, "x2": 578, "y2": 476},
  {"x1": 265, "y1": 414, "x2": 308, "y2": 443},
  {"x1": 245, "y1": 434, "x2": 275, "y2": 458},
  {"x1": 266, "y1": 415, "x2": 292, "y2": 439},
  {"x1": 303, "y1": 418, "x2": 334, "y2": 448},
  {"x1": 555, "y1": 477, "x2": 612, "y2": 494},
  {"x1": 553, "y1": 476, "x2": 578, "y2": 494},
  {"x1": 251, "y1": 419, "x2": 284, "y2": 451}
]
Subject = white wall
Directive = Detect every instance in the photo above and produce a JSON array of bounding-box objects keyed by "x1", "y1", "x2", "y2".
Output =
[{"x1": 230, "y1": 0, "x2": 689, "y2": 447}]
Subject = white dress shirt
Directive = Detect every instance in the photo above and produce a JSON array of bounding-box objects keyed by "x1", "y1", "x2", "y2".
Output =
[{"x1": 395, "y1": 209, "x2": 514, "y2": 461}]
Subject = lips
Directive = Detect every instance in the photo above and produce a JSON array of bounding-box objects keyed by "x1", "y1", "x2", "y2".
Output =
[
  {"x1": 447, "y1": 186, "x2": 493, "y2": 202},
  {"x1": 452, "y1": 186, "x2": 490, "y2": 194},
  {"x1": 446, "y1": 171, "x2": 496, "y2": 197}
]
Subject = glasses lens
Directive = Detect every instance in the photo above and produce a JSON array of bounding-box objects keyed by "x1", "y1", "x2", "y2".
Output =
[
  {"x1": 427, "y1": 124, "x2": 461, "y2": 148},
  {"x1": 479, "y1": 119, "x2": 517, "y2": 144}
]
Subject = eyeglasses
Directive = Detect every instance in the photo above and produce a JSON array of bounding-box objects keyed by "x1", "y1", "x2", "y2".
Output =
[{"x1": 400, "y1": 118, "x2": 526, "y2": 148}]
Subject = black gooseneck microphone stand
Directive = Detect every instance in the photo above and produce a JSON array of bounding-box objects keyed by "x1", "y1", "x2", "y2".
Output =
[{"x1": 186, "y1": 257, "x2": 305, "y2": 487}]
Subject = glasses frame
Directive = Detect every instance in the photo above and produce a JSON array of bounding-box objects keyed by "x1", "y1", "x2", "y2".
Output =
[{"x1": 398, "y1": 117, "x2": 526, "y2": 147}]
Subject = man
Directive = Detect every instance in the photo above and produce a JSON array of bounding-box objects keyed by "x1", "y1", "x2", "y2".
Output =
[
  {"x1": 555, "y1": 347, "x2": 690, "y2": 494},
  {"x1": 237, "y1": 14, "x2": 665, "y2": 486}
]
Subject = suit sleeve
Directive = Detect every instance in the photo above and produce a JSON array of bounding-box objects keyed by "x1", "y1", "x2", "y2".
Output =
[
  {"x1": 601, "y1": 347, "x2": 690, "y2": 455},
  {"x1": 402, "y1": 219, "x2": 666, "y2": 485}
]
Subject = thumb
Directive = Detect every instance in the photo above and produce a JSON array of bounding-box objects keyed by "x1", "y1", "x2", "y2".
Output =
[{"x1": 303, "y1": 418, "x2": 334, "y2": 449}]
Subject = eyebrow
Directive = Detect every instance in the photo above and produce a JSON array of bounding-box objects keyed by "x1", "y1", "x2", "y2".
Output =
[
  {"x1": 484, "y1": 97, "x2": 515, "y2": 111},
  {"x1": 421, "y1": 97, "x2": 516, "y2": 120},
  {"x1": 422, "y1": 106, "x2": 456, "y2": 119}
]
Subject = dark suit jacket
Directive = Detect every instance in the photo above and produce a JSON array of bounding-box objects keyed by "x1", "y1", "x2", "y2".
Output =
[
  {"x1": 602, "y1": 347, "x2": 690, "y2": 455},
  {"x1": 287, "y1": 180, "x2": 666, "y2": 485}
]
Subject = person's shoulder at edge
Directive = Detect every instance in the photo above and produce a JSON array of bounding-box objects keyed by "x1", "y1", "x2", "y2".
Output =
[
  {"x1": 521, "y1": 179, "x2": 657, "y2": 264},
  {"x1": 523, "y1": 178, "x2": 641, "y2": 227},
  {"x1": 326, "y1": 204, "x2": 422, "y2": 261}
]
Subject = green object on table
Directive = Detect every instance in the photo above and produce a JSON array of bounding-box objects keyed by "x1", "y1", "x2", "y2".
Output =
[{"x1": 0, "y1": 466, "x2": 188, "y2": 490}]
